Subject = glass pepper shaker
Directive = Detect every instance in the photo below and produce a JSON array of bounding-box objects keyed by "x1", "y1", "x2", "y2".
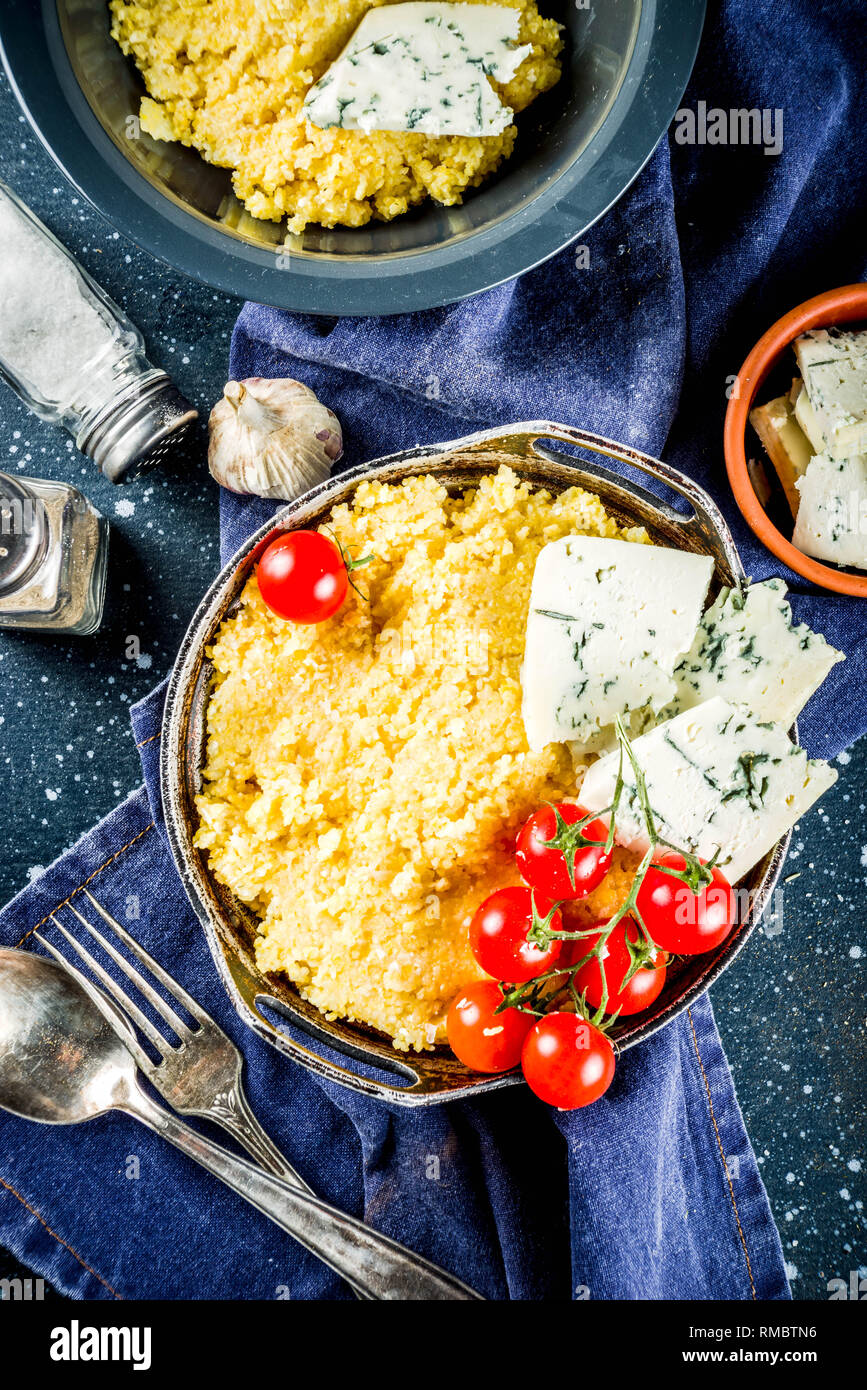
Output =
[
  {"x1": 0, "y1": 180, "x2": 197, "y2": 483},
  {"x1": 0, "y1": 472, "x2": 108, "y2": 635}
]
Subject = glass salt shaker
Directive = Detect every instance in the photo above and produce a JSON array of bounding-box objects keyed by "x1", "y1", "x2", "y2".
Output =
[
  {"x1": 0, "y1": 180, "x2": 197, "y2": 483},
  {"x1": 0, "y1": 472, "x2": 108, "y2": 635}
]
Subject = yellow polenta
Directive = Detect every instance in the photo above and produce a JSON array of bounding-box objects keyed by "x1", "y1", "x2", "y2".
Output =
[
  {"x1": 109, "y1": 0, "x2": 562, "y2": 232},
  {"x1": 194, "y1": 466, "x2": 646, "y2": 1051}
]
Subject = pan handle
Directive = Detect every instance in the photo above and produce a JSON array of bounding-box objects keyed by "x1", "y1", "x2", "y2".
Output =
[
  {"x1": 245, "y1": 991, "x2": 516, "y2": 1106},
  {"x1": 463, "y1": 421, "x2": 742, "y2": 576},
  {"x1": 251, "y1": 992, "x2": 425, "y2": 1097}
]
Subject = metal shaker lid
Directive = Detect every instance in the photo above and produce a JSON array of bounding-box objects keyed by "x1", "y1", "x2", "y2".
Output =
[
  {"x1": 80, "y1": 373, "x2": 198, "y2": 484},
  {"x1": 0, "y1": 474, "x2": 48, "y2": 596}
]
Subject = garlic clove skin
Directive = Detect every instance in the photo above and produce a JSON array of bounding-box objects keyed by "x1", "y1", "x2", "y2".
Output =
[{"x1": 207, "y1": 376, "x2": 343, "y2": 501}]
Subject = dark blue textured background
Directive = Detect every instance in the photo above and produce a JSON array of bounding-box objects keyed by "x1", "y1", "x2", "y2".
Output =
[{"x1": 0, "y1": 0, "x2": 865, "y2": 1298}]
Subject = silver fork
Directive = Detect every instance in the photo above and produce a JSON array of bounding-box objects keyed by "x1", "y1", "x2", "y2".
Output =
[
  {"x1": 35, "y1": 889, "x2": 310, "y2": 1193},
  {"x1": 23, "y1": 920, "x2": 479, "y2": 1299}
]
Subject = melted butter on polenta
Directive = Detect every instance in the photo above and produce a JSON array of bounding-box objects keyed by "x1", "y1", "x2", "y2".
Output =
[
  {"x1": 194, "y1": 466, "x2": 647, "y2": 1051},
  {"x1": 109, "y1": 0, "x2": 562, "y2": 233}
]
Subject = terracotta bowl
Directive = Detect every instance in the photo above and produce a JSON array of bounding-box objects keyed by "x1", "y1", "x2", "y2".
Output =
[{"x1": 724, "y1": 283, "x2": 867, "y2": 597}]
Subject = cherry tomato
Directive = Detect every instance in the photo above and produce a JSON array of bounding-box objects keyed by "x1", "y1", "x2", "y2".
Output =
[
  {"x1": 257, "y1": 530, "x2": 348, "y2": 623},
  {"x1": 521, "y1": 1012, "x2": 615, "y2": 1109},
  {"x1": 469, "y1": 886, "x2": 562, "y2": 983},
  {"x1": 516, "y1": 803, "x2": 612, "y2": 901},
  {"x1": 572, "y1": 917, "x2": 667, "y2": 1016},
  {"x1": 446, "y1": 981, "x2": 533, "y2": 1073},
  {"x1": 635, "y1": 851, "x2": 735, "y2": 954}
]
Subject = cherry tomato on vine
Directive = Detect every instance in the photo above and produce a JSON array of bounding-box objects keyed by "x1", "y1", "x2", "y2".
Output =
[
  {"x1": 446, "y1": 981, "x2": 533, "y2": 1073},
  {"x1": 635, "y1": 851, "x2": 735, "y2": 954},
  {"x1": 572, "y1": 917, "x2": 667, "y2": 1016},
  {"x1": 257, "y1": 530, "x2": 349, "y2": 623},
  {"x1": 516, "y1": 803, "x2": 612, "y2": 901},
  {"x1": 521, "y1": 1012, "x2": 615, "y2": 1109},
  {"x1": 469, "y1": 886, "x2": 562, "y2": 983}
]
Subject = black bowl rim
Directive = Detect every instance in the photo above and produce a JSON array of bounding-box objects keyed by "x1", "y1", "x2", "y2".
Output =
[
  {"x1": 1, "y1": 0, "x2": 705, "y2": 314},
  {"x1": 160, "y1": 422, "x2": 789, "y2": 1106}
]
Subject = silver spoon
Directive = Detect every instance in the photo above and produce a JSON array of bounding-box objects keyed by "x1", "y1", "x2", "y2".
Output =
[{"x1": 0, "y1": 948, "x2": 481, "y2": 1300}]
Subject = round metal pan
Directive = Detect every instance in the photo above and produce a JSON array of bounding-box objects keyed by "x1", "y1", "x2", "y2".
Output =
[
  {"x1": 0, "y1": 1, "x2": 705, "y2": 314},
  {"x1": 161, "y1": 422, "x2": 789, "y2": 1105}
]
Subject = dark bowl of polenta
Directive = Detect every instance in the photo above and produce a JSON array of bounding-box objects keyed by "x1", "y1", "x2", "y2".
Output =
[{"x1": 1, "y1": 0, "x2": 704, "y2": 312}]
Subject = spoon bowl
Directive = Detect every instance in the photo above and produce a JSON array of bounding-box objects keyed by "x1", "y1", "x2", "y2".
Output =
[{"x1": 0, "y1": 947, "x2": 136, "y2": 1125}]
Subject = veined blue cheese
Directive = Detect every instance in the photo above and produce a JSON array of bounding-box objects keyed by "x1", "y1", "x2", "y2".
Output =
[
  {"x1": 669, "y1": 578, "x2": 844, "y2": 729},
  {"x1": 578, "y1": 697, "x2": 837, "y2": 885},
  {"x1": 521, "y1": 536, "x2": 713, "y2": 752},
  {"x1": 793, "y1": 451, "x2": 867, "y2": 569},
  {"x1": 302, "y1": 3, "x2": 532, "y2": 138},
  {"x1": 794, "y1": 328, "x2": 867, "y2": 459}
]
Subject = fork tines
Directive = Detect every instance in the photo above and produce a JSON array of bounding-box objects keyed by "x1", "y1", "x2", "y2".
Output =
[{"x1": 34, "y1": 889, "x2": 207, "y2": 1069}]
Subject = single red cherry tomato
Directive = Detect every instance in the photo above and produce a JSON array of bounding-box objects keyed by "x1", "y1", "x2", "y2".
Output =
[
  {"x1": 572, "y1": 917, "x2": 667, "y2": 1016},
  {"x1": 469, "y1": 886, "x2": 562, "y2": 983},
  {"x1": 516, "y1": 803, "x2": 612, "y2": 901},
  {"x1": 635, "y1": 851, "x2": 735, "y2": 954},
  {"x1": 257, "y1": 530, "x2": 348, "y2": 623},
  {"x1": 521, "y1": 1012, "x2": 615, "y2": 1109},
  {"x1": 447, "y1": 981, "x2": 533, "y2": 1073}
]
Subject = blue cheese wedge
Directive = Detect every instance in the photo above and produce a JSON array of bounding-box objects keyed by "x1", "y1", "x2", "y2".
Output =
[
  {"x1": 669, "y1": 578, "x2": 844, "y2": 729},
  {"x1": 578, "y1": 697, "x2": 837, "y2": 885},
  {"x1": 521, "y1": 536, "x2": 713, "y2": 752},
  {"x1": 302, "y1": 3, "x2": 532, "y2": 138},
  {"x1": 793, "y1": 451, "x2": 867, "y2": 569},
  {"x1": 794, "y1": 329, "x2": 867, "y2": 459}
]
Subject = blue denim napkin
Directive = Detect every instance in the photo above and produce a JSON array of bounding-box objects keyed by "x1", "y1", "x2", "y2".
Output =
[{"x1": 4, "y1": 0, "x2": 865, "y2": 1302}]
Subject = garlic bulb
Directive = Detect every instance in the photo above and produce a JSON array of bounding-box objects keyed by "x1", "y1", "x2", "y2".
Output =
[{"x1": 207, "y1": 377, "x2": 343, "y2": 500}]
